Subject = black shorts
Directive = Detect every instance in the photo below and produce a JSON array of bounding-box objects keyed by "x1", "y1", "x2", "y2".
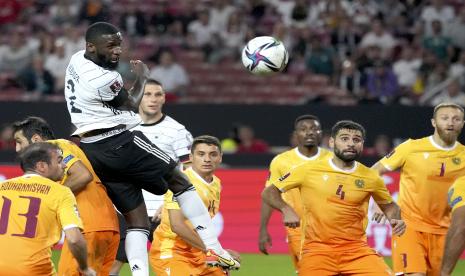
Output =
[{"x1": 80, "y1": 130, "x2": 177, "y2": 213}]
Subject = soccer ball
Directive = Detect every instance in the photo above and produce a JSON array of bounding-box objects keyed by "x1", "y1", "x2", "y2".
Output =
[{"x1": 241, "y1": 36, "x2": 289, "y2": 75}]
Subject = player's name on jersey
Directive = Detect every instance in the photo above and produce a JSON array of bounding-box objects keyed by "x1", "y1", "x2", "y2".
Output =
[{"x1": 0, "y1": 182, "x2": 51, "y2": 195}]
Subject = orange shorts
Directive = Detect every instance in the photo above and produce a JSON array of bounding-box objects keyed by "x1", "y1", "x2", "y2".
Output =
[
  {"x1": 392, "y1": 226, "x2": 445, "y2": 276},
  {"x1": 150, "y1": 252, "x2": 227, "y2": 276},
  {"x1": 299, "y1": 247, "x2": 392, "y2": 276},
  {"x1": 286, "y1": 234, "x2": 302, "y2": 271},
  {"x1": 58, "y1": 230, "x2": 119, "y2": 276}
]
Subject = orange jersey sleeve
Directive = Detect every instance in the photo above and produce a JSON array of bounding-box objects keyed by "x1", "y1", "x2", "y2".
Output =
[{"x1": 448, "y1": 177, "x2": 465, "y2": 212}]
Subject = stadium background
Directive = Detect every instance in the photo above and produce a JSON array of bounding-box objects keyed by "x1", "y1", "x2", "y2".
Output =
[{"x1": 2, "y1": 0, "x2": 465, "y2": 274}]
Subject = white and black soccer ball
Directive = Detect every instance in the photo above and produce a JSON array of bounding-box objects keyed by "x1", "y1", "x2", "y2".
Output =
[{"x1": 241, "y1": 36, "x2": 289, "y2": 75}]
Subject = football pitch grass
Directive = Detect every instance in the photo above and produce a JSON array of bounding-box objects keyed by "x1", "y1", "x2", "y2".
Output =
[{"x1": 52, "y1": 251, "x2": 465, "y2": 275}]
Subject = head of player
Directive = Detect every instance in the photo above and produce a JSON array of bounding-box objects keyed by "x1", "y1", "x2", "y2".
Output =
[
  {"x1": 18, "y1": 142, "x2": 66, "y2": 182},
  {"x1": 12, "y1": 117, "x2": 55, "y2": 153},
  {"x1": 293, "y1": 114, "x2": 322, "y2": 154},
  {"x1": 138, "y1": 79, "x2": 165, "y2": 124},
  {"x1": 85, "y1": 22, "x2": 122, "y2": 70},
  {"x1": 431, "y1": 102, "x2": 465, "y2": 146},
  {"x1": 190, "y1": 135, "x2": 222, "y2": 182},
  {"x1": 329, "y1": 120, "x2": 365, "y2": 165}
]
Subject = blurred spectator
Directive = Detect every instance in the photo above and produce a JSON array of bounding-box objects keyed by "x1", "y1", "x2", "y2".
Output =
[
  {"x1": 306, "y1": 35, "x2": 337, "y2": 78},
  {"x1": 211, "y1": 12, "x2": 246, "y2": 63},
  {"x1": 330, "y1": 16, "x2": 361, "y2": 59},
  {"x1": 421, "y1": 0, "x2": 455, "y2": 36},
  {"x1": 393, "y1": 46, "x2": 422, "y2": 89},
  {"x1": 209, "y1": 0, "x2": 235, "y2": 32},
  {"x1": 160, "y1": 20, "x2": 188, "y2": 51},
  {"x1": 447, "y1": 6, "x2": 465, "y2": 50},
  {"x1": 349, "y1": 0, "x2": 378, "y2": 29},
  {"x1": 78, "y1": 0, "x2": 109, "y2": 24},
  {"x1": 449, "y1": 51, "x2": 465, "y2": 86},
  {"x1": 187, "y1": 10, "x2": 217, "y2": 58},
  {"x1": 150, "y1": 2, "x2": 174, "y2": 35},
  {"x1": 0, "y1": 124, "x2": 14, "y2": 150},
  {"x1": 365, "y1": 60, "x2": 400, "y2": 104},
  {"x1": 430, "y1": 77, "x2": 465, "y2": 106},
  {"x1": 271, "y1": 22, "x2": 293, "y2": 51},
  {"x1": 363, "y1": 134, "x2": 392, "y2": 158},
  {"x1": 356, "y1": 45, "x2": 383, "y2": 73},
  {"x1": 44, "y1": 40, "x2": 68, "y2": 91},
  {"x1": 0, "y1": 30, "x2": 33, "y2": 74},
  {"x1": 339, "y1": 59, "x2": 364, "y2": 98},
  {"x1": 119, "y1": 4, "x2": 147, "y2": 37},
  {"x1": 149, "y1": 50, "x2": 189, "y2": 97},
  {"x1": 221, "y1": 124, "x2": 240, "y2": 154},
  {"x1": 424, "y1": 61, "x2": 449, "y2": 92},
  {"x1": 236, "y1": 125, "x2": 269, "y2": 153},
  {"x1": 359, "y1": 19, "x2": 396, "y2": 58},
  {"x1": 17, "y1": 55, "x2": 55, "y2": 99},
  {"x1": 49, "y1": 0, "x2": 79, "y2": 26},
  {"x1": 59, "y1": 24, "x2": 86, "y2": 57},
  {"x1": 173, "y1": 0, "x2": 197, "y2": 35},
  {"x1": 0, "y1": 0, "x2": 21, "y2": 26},
  {"x1": 422, "y1": 20, "x2": 452, "y2": 62},
  {"x1": 289, "y1": 0, "x2": 309, "y2": 28}
]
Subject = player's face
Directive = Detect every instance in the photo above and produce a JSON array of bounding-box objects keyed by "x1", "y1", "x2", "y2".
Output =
[
  {"x1": 294, "y1": 119, "x2": 322, "y2": 147},
  {"x1": 93, "y1": 33, "x2": 122, "y2": 69},
  {"x1": 139, "y1": 83, "x2": 165, "y2": 116},
  {"x1": 432, "y1": 107, "x2": 464, "y2": 144},
  {"x1": 13, "y1": 130, "x2": 31, "y2": 153},
  {"x1": 191, "y1": 143, "x2": 222, "y2": 176},
  {"x1": 44, "y1": 149, "x2": 66, "y2": 181},
  {"x1": 330, "y1": 129, "x2": 364, "y2": 162}
]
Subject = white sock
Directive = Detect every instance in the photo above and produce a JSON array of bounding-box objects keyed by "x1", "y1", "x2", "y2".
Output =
[
  {"x1": 175, "y1": 188, "x2": 229, "y2": 256},
  {"x1": 126, "y1": 229, "x2": 150, "y2": 276}
]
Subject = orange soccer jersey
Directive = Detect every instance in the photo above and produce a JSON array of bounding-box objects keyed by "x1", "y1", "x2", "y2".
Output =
[
  {"x1": 273, "y1": 158, "x2": 393, "y2": 252},
  {"x1": 49, "y1": 139, "x2": 118, "y2": 233},
  {"x1": 380, "y1": 136, "x2": 465, "y2": 234},
  {"x1": 0, "y1": 174, "x2": 83, "y2": 276},
  {"x1": 149, "y1": 168, "x2": 224, "y2": 276}
]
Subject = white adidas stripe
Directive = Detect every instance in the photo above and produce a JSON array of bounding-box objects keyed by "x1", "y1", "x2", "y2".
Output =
[
  {"x1": 134, "y1": 135, "x2": 172, "y2": 162},
  {"x1": 133, "y1": 136, "x2": 171, "y2": 164}
]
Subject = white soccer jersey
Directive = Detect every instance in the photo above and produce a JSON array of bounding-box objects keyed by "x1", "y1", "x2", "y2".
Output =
[
  {"x1": 64, "y1": 50, "x2": 141, "y2": 138},
  {"x1": 133, "y1": 114, "x2": 193, "y2": 215}
]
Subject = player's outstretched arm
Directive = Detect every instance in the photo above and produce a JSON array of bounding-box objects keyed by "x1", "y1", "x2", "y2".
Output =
[
  {"x1": 377, "y1": 201, "x2": 406, "y2": 236},
  {"x1": 168, "y1": 209, "x2": 207, "y2": 251},
  {"x1": 441, "y1": 206, "x2": 465, "y2": 276},
  {"x1": 259, "y1": 201, "x2": 274, "y2": 255},
  {"x1": 63, "y1": 160, "x2": 93, "y2": 193},
  {"x1": 371, "y1": 161, "x2": 390, "y2": 176},
  {"x1": 261, "y1": 185, "x2": 300, "y2": 228},
  {"x1": 64, "y1": 227, "x2": 96, "y2": 276}
]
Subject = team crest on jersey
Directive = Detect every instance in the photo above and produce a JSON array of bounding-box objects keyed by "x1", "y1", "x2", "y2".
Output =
[
  {"x1": 279, "y1": 172, "x2": 290, "y2": 182},
  {"x1": 355, "y1": 179, "x2": 365, "y2": 188},
  {"x1": 110, "y1": 80, "x2": 122, "y2": 93},
  {"x1": 453, "y1": 157, "x2": 461, "y2": 165}
]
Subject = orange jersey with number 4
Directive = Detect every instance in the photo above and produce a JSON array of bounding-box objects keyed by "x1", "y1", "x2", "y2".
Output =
[
  {"x1": 48, "y1": 139, "x2": 118, "y2": 233},
  {"x1": 380, "y1": 136, "x2": 465, "y2": 234},
  {"x1": 0, "y1": 174, "x2": 82, "y2": 275},
  {"x1": 273, "y1": 158, "x2": 393, "y2": 252}
]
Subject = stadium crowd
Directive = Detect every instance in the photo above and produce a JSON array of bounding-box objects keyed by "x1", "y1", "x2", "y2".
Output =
[{"x1": 1, "y1": 0, "x2": 465, "y2": 105}]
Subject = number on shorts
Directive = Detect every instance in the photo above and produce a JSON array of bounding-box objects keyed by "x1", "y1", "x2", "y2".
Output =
[{"x1": 0, "y1": 196, "x2": 42, "y2": 238}]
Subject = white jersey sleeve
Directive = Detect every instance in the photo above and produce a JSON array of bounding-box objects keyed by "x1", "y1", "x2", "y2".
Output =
[{"x1": 172, "y1": 127, "x2": 193, "y2": 162}]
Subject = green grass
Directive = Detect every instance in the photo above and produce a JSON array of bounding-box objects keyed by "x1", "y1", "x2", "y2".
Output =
[{"x1": 52, "y1": 251, "x2": 465, "y2": 275}]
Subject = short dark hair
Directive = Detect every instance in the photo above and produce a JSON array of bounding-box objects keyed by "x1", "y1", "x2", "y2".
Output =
[
  {"x1": 191, "y1": 135, "x2": 222, "y2": 153},
  {"x1": 331, "y1": 120, "x2": 366, "y2": 140},
  {"x1": 294, "y1": 114, "x2": 320, "y2": 128},
  {"x1": 18, "y1": 142, "x2": 60, "y2": 172},
  {"x1": 85, "y1": 22, "x2": 120, "y2": 43},
  {"x1": 12, "y1": 117, "x2": 55, "y2": 141},
  {"x1": 146, "y1": 78, "x2": 163, "y2": 87}
]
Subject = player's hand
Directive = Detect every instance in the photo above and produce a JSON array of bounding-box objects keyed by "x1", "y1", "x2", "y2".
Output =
[
  {"x1": 226, "y1": 249, "x2": 241, "y2": 263},
  {"x1": 390, "y1": 219, "x2": 406, "y2": 236},
  {"x1": 282, "y1": 206, "x2": 300, "y2": 228},
  {"x1": 371, "y1": 203, "x2": 387, "y2": 224},
  {"x1": 151, "y1": 206, "x2": 163, "y2": 224},
  {"x1": 80, "y1": 267, "x2": 96, "y2": 276},
  {"x1": 130, "y1": 60, "x2": 149, "y2": 78},
  {"x1": 258, "y1": 229, "x2": 272, "y2": 255}
]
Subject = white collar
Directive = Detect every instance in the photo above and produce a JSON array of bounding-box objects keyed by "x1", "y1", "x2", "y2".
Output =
[
  {"x1": 23, "y1": 173, "x2": 40, "y2": 177},
  {"x1": 429, "y1": 135, "x2": 458, "y2": 151},
  {"x1": 188, "y1": 167, "x2": 214, "y2": 185},
  {"x1": 294, "y1": 147, "x2": 321, "y2": 161},
  {"x1": 329, "y1": 158, "x2": 357, "y2": 173}
]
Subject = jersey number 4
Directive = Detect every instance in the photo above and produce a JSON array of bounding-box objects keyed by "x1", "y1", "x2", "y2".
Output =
[
  {"x1": 0, "y1": 196, "x2": 41, "y2": 238},
  {"x1": 336, "y1": 185, "x2": 345, "y2": 200},
  {"x1": 66, "y1": 79, "x2": 82, "y2": 113}
]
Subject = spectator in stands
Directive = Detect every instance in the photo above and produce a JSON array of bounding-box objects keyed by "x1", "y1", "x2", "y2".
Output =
[
  {"x1": 187, "y1": 9, "x2": 217, "y2": 59},
  {"x1": 44, "y1": 40, "x2": 68, "y2": 91},
  {"x1": 17, "y1": 55, "x2": 55, "y2": 99},
  {"x1": 59, "y1": 24, "x2": 86, "y2": 57},
  {"x1": 173, "y1": 0, "x2": 197, "y2": 35},
  {"x1": 209, "y1": 0, "x2": 235, "y2": 32},
  {"x1": 356, "y1": 45, "x2": 383, "y2": 74},
  {"x1": 306, "y1": 34, "x2": 337, "y2": 78},
  {"x1": 365, "y1": 60, "x2": 400, "y2": 104},
  {"x1": 359, "y1": 19, "x2": 396, "y2": 58},
  {"x1": 449, "y1": 51, "x2": 465, "y2": 86},
  {"x1": 0, "y1": 30, "x2": 33, "y2": 74},
  {"x1": 430, "y1": 77, "x2": 465, "y2": 106},
  {"x1": 78, "y1": 0, "x2": 109, "y2": 24},
  {"x1": 0, "y1": 0, "x2": 21, "y2": 26},
  {"x1": 119, "y1": 3, "x2": 147, "y2": 37},
  {"x1": 330, "y1": 16, "x2": 361, "y2": 59},
  {"x1": 393, "y1": 46, "x2": 422, "y2": 91},
  {"x1": 349, "y1": 0, "x2": 378, "y2": 29},
  {"x1": 48, "y1": 0, "x2": 79, "y2": 26},
  {"x1": 236, "y1": 125, "x2": 269, "y2": 153},
  {"x1": 339, "y1": 59, "x2": 365, "y2": 99},
  {"x1": 212, "y1": 11, "x2": 247, "y2": 63},
  {"x1": 289, "y1": 0, "x2": 309, "y2": 28},
  {"x1": 422, "y1": 20, "x2": 453, "y2": 62},
  {"x1": 0, "y1": 124, "x2": 14, "y2": 150},
  {"x1": 149, "y1": 49, "x2": 189, "y2": 97},
  {"x1": 447, "y1": 7, "x2": 465, "y2": 51},
  {"x1": 424, "y1": 61, "x2": 449, "y2": 93},
  {"x1": 421, "y1": 0, "x2": 455, "y2": 36},
  {"x1": 221, "y1": 124, "x2": 240, "y2": 154},
  {"x1": 150, "y1": 2, "x2": 174, "y2": 35},
  {"x1": 363, "y1": 134, "x2": 392, "y2": 158}
]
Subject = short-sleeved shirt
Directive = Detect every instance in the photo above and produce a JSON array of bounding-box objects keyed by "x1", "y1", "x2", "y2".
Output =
[
  {"x1": 133, "y1": 114, "x2": 193, "y2": 215},
  {"x1": 448, "y1": 176, "x2": 465, "y2": 213},
  {"x1": 265, "y1": 147, "x2": 331, "y2": 237},
  {"x1": 48, "y1": 139, "x2": 119, "y2": 233},
  {"x1": 0, "y1": 174, "x2": 82, "y2": 275},
  {"x1": 64, "y1": 50, "x2": 141, "y2": 137},
  {"x1": 273, "y1": 158, "x2": 392, "y2": 252},
  {"x1": 152, "y1": 168, "x2": 221, "y2": 260},
  {"x1": 380, "y1": 136, "x2": 465, "y2": 234}
]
